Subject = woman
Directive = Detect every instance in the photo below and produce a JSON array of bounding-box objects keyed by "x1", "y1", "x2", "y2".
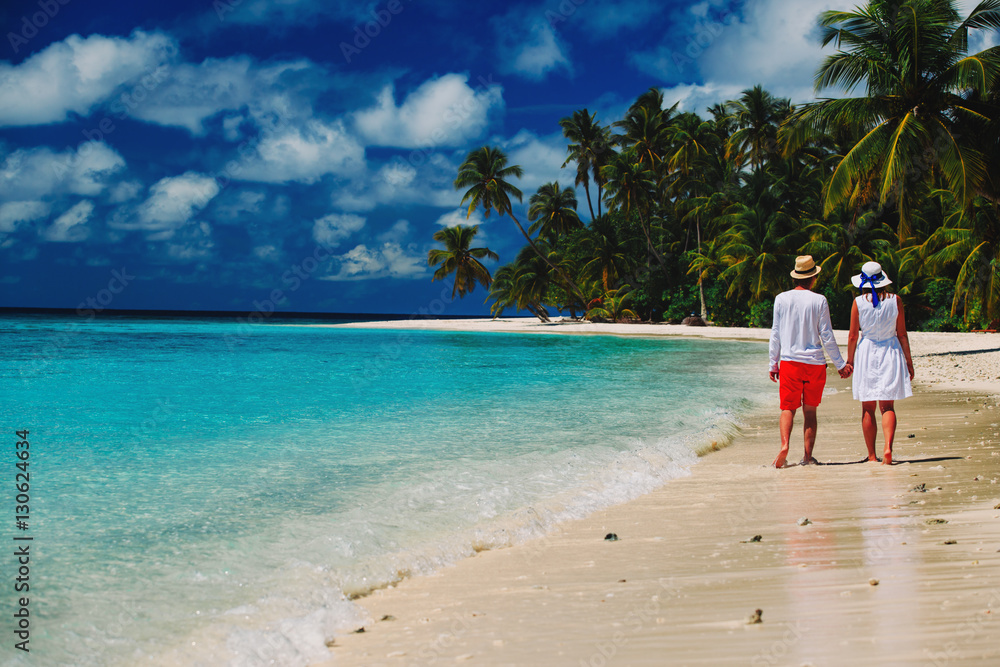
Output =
[{"x1": 846, "y1": 262, "x2": 915, "y2": 465}]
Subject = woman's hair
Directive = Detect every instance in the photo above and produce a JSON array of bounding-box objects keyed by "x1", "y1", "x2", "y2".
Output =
[{"x1": 860, "y1": 286, "x2": 891, "y2": 302}]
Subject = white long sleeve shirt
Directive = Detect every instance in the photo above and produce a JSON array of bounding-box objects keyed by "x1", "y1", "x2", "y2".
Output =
[{"x1": 768, "y1": 288, "x2": 846, "y2": 371}]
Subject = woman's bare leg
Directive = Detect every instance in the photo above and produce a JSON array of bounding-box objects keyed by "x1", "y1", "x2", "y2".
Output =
[
  {"x1": 861, "y1": 401, "x2": 878, "y2": 461},
  {"x1": 880, "y1": 401, "x2": 896, "y2": 465}
]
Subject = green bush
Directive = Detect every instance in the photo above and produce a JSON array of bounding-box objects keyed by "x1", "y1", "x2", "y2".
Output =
[
  {"x1": 661, "y1": 283, "x2": 700, "y2": 322},
  {"x1": 750, "y1": 299, "x2": 774, "y2": 328}
]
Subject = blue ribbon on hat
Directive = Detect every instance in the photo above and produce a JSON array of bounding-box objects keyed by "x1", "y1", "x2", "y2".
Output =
[{"x1": 858, "y1": 271, "x2": 881, "y2": 307}]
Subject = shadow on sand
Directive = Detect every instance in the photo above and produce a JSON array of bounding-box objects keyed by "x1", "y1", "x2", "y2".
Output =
[{"x1": 819, "y1": 455, "x2": 964, "y2": 466}]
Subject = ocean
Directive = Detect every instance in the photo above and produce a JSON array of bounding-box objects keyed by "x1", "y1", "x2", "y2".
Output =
[{"x1": 1, "y1": 315, "x2": 773, "y2": 666}]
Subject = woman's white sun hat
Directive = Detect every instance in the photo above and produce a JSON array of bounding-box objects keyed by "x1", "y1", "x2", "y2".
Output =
[{"x1": 851, "y1": 261, "x2": 893, "y2": 289}]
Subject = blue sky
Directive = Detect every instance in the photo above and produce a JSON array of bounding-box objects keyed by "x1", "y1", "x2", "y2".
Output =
[{"x1": 1, "y1": 0, "x2": 993, "y2": 316}]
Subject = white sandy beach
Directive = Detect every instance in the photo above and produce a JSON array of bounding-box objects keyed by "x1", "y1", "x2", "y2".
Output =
[{"x1": 305, "y1": 319, "x2": 1000, "y2": 666}]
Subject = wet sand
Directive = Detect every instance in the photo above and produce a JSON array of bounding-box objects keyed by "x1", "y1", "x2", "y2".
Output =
[{"x1": 307, "y1": 321, "x2": 1000, "y2": 666}]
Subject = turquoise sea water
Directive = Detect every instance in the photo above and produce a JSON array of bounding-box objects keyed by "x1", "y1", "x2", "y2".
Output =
[{"x1": 1, "y1": 316, "x2": 772, "y2": 666}]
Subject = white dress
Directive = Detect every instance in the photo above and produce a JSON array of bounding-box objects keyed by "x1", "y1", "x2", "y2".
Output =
[{"x1": 852, "y1": 294, "x2": 912, "y2": 402}]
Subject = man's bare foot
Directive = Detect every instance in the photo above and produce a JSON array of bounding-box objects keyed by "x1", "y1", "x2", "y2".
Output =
[
  {"x1": 882, "y1": 452, "x2": 893, "y2": 465},
  {"x1": 800, "y1": 456, "x2": 821, "y2": 466},
  {"x1": 773, "y1": 454, "x2": 788, "y2": 468},
  {"x1": 866, "y1": 455, "x2": 881, "y2": 463}
]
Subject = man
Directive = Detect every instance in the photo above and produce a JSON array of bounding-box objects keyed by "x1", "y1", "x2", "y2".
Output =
[{"x1": 768, "y1": 255, "x2": 852, "y2": 468}]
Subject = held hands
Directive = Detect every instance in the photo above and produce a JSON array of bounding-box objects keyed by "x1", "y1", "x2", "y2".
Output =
[{"x1": 839, "y1": 362, "x2": 853, "y2": 379}]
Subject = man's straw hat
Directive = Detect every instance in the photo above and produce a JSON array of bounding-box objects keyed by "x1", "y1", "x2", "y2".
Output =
[{"x1": 790, "y1": 255, "x2": 821, "y2": 279}]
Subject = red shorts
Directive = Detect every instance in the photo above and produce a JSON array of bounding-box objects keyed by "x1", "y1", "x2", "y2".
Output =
[{"x1": 778, "y1": 361, "x2": 827, "y2": 410}]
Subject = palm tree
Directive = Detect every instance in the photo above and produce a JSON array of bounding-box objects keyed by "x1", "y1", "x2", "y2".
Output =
[
  {"x1": 726, "y1": 84, "x2": 791, "y2": 172},
  {"x1": 487, "y1": 246, "x2": 557, "y2": 322},
  {"x1": 601, "y1": 149, "x2": 664, "y2": 265},
  {"x1": 576, "y1": 215, "x2": 640, "y2": 292},
  {"x1": 585, "y1": 285, "x2": 639, "y2": 322},
  {"x1": 666, "y1": 112, "x2": 725, "y2": 317},
  {"x1": 560, "y1": 109, "x2": 613, "y2": 219},
  {"x1": 786, "y1": 0, "x2": 1000, "y2": 240},
  {"x1": 614, "y1": 98, "x2": 675, "y2": 171},
  {"x1": 921, "y1": 195, "x2": 1000, "y2": 323},
  {"x1": 427, "y1": 224, "x2": 499, "y2": 299},
  {"x1": 528, "y1": 182, "x2": 584, "y2": 243},
  {"x1": 716, "y1": 203, "x2": 804, "y2": 303},
  {"x1": 455, "y1": 146, "x2": 586, "y2": 302}
]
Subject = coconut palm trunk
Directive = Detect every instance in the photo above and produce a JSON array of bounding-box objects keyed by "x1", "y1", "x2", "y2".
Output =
[{"x1": 696, "y1": 220, "x2": 707, "y2": 319}]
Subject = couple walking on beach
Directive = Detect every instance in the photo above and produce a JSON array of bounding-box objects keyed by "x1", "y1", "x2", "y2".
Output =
[{"x1": 768, "y1": 255, "x2": 915, "y2": 468}]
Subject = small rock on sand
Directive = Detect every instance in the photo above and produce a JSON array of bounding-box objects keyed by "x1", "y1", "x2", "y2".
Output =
[
  {"x1": 746, "y1": 609, "x2": 763, "y2": 624},
  {"x1": 604, "y1": 533, "x2": 619, "y2": 541},
  {"x1": 869, "y1": 578, "x2": 879, "y2": 586},
  {"x1": 742, "y1": 535, "x2": 763, "y2": 543},
  {"x1": 797, "y1": 517, "x2": 812, "y2": 526},
  {"x1": 926, "y1": 518, "x2": 949, "y2": 524}
]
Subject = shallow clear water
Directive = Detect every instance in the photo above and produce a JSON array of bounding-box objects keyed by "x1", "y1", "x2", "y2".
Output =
[{"x1": 0, "y1": 316, "x2": 772, "y2": 666}]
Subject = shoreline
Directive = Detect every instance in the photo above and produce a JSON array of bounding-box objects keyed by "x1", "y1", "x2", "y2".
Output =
[
  {"x1": 305, "y1": 321, "x2": 1000, "y2": 665},
  {"x1": 299, "y1": 317, "x2": 1000, "y2": 393}
]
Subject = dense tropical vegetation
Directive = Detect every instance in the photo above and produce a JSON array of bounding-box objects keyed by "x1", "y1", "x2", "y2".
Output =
[{"x1": 431, "y1": 0, "x2": 1000, "y2": 329}]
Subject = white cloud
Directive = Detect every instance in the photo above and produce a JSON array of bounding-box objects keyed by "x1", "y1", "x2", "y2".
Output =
[
  {"x1": 376, "y1": 219, "x2": 411, "y2": 243},
  {"x1": 660, "y1": 82, "x2": 745, "y2": 115},
  {"x1": 497, "y1": 19, "x2": 572, "y2": 81},
  {"x1": 112, "y1": 172, "x2": 219, "y2": 233},
  {"x1": 434, "y1": 208, "x2": 485, "y2": 227},
  {"x1": 129, "y1": 57, "x2": 317, "y2": 135},
  {"x1": 378, "y1": 161, "x2": 417, "y2": 188},
  {"x1": 108, "y1": 180, "x2": 143, "y2": 203},
  {"x1": 503, "y1": 130, "x2": 576, "y2": 196},
  {"x1": 631, "y1": 0, "x2": 841, "y2": 112},
  {"x1": 214, "y1": 190, "x2": 266, "y2": 221},
  {"x1": 206, "y1": 0, "x2": 367, "y2": 27},
  {"x1": 234, "y1": 118, "x2": 365, "y2": 184},
  {"x1": 166, "y1": 221, "x2": 214, "y2": 261},
  {"x1": 0, "y1": 31, "x2": 176, "y2": 126},
  {"x1": 42, "y1": 200, "x2": 94, "y2": 242},
  {"x1": 564, "y1": 0, "x2": 660, "y2": 37},
  {"x1": 313, "y1": 212, "x2": 365, "y2": 247},
  {"x1": 252, "y1": 244, "x2": 281, "y2": 261},
  {"x1": 0, "y1": 142, "x2": 126, "y2": 201},
  {"x1": 0, "y1": 201, "x2": 49, "y2": 233},
  {"x1": 331, "y1": 155, "x2": 462, "y2": 213},
  {"x1": 322, "y1": 242, "x2": 427, "y2": 281},
  {"x1": 354, "y1": 74, "x2": 503, "y2": 148}
]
